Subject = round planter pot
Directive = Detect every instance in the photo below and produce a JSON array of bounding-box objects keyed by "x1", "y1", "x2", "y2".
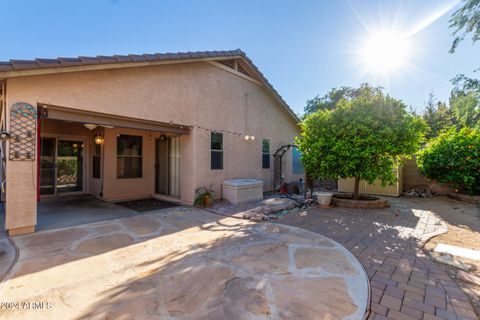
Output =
[
  {"x1": 203, "y1": 196, "x2": 213, "y2": 208},
  {"x1": 316, "y1": 192, "x2": 333, "y2": 206}
]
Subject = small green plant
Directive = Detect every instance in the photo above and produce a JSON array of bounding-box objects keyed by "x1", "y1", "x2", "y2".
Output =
[
  {"x1": 194, "y1": 184, "x2": 215, "y2": 207},
  {"x1": 417, "y1": 127, "x2": 480, "y2": 195}
]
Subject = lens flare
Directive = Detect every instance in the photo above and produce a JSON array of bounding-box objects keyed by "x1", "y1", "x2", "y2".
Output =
[{"x1": 360, "y1": 30, "x2": 411, "y2": 74}]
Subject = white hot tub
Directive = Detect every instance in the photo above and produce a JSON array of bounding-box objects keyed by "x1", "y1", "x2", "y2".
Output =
[{"x1": 222, "y1": 179, "x2": 264, "y2": 204}]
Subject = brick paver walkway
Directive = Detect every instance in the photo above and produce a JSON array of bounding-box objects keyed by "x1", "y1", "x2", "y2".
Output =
[{"x1": 275, "y1": 197, "x2": 478, "y2": 320}]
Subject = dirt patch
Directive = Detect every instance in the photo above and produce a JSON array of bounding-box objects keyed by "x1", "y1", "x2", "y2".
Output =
[
  {"x1": 423, "y1": 197, "x2": 480, "y2": 317},
  {"x1": 116, "y1": 198, "x2": 179, "y2": 212}
]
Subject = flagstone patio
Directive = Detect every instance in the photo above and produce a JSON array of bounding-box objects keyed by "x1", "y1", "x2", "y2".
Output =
[{"x1": 0, "y1": 206, "x2": 369, "y2": 320}]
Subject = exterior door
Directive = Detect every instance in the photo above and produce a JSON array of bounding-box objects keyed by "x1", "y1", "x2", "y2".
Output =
[
  {"x1": 155, "y1": 136, "x2": 180, "y2": 197},
  {"x1": 155, "y1": 138, "x2": 169, "y2": 194},
  {"x1": 39, "y1": 138, "x2": 56, "y2": 195},
  {"x1": 56, "y1": 139, "x2": 84, "y2": 194},
  {"x1": 39, "y1": 138, "x2": 85, "y2": 196}
]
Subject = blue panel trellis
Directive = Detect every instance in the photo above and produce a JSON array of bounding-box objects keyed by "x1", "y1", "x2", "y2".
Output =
[
  {"x1": 9, "y1": 102, "x2": 37, "y2": 161},
  {"x1": 292, "y1": 147, "x2": 304, "y2": 174}
]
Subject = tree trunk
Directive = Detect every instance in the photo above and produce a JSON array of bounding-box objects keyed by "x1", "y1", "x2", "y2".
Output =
[{"x1": 353, "y1": 177, "x2": 360, "y2": 200}]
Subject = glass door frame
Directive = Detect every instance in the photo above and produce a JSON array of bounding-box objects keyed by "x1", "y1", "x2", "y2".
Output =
[{"x1": 39, "y1": 134, "x2": 87, "y2": 198}]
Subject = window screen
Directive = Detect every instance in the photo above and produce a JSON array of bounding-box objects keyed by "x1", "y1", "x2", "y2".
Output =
[
  {"x1": 262, "y1": 139, "x2": 270, "y2": 169},
  {"x1": 117, "y1": 135, "x2": 142, "y2": 178},
  {"x1": 211, "y1": 132, "x2": 223, "y2": 170}
]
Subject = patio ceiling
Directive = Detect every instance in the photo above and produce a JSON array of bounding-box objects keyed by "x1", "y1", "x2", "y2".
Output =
[{"x1": 39, "y1": 103, "x2": 190, "y2": 135}]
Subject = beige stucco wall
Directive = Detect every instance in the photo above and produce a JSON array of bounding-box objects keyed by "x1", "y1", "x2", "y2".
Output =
[
  {"x1": 4, "y1": 105, "x2": 37, "y2": 233},
  {"x1": 403, "y1": 156, "x2": 453, "y2": 194},
  {"x1": 102, "y1": 127, "x2": 159, "y2": 201},
  {"x1": 4, "y1": 60, "x2": 300, "y2": 232}
]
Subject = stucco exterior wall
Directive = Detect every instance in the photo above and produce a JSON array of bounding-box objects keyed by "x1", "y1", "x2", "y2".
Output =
[
  {"x1": 4, "y1": 101, "x2": 37, "y2": 234},
  {"x1": 101, "y1": 127, "x2": 155, "y2": 201},
  {"x1": 4, "y1": 61, "x2": 300, "y2": 232},
  {"x1": 403, "y1": 156, "x2": 454, "y2": 194}
]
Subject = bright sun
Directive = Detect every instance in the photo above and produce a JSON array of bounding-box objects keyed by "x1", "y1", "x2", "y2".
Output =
[{"x1": 360, "y1": 31, "x2": 411, "y2": 74}]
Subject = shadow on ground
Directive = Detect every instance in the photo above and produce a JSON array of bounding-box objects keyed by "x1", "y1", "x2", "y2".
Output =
[
  {"x1": 1, "y1": 206, "x2": 369, "y2": 320},
  {"x1": 275, "y1": 196, "x2": 479, "y2": 319}
]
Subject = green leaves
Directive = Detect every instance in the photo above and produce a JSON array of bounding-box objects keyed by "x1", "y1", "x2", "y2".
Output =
[
  {"x1": 449, "y1": 0, "x2": 480, "y2": 53},
  {"x1": 296, "y1": 84, "x2": 426, "y2": 194},
  {"x1": 417, "y1": 127, "x2": 480, "y2": 195}
]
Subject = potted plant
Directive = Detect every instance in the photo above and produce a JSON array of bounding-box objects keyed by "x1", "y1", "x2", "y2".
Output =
[{"x1": 194, "y1": 185, "x2": 215, "y2": 208}]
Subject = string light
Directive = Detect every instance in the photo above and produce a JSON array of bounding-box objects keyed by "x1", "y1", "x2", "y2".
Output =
[
  {"x1": 167, "y1": 120, "x2": 255, "y2": 140},
  {"x1": 192, "y1": 124, "x2": 255, "y2": 140}
]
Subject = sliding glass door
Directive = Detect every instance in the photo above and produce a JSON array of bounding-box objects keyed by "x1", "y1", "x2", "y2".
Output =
[
  {"x1": 56, "y1": 140, "x2": 84, "y2": 193},
  {"x1": 39, "y1": 137, "x2": 85, "y2": 196},
  {"x1": 39, "y1": 138, "x2": 56, "y2": 195}
]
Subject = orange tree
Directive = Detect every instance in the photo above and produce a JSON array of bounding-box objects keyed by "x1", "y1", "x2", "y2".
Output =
[{"x1": 296, "y1": 84, "x2": 426, "y2": 200}]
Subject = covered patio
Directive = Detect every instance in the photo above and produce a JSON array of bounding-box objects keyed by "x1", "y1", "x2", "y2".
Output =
[
  {"x1": 37, "y1": 197, "x2": 143, "y2": 232},
  {"x1": 4, "y1": 103, "x2": 191, "y2": 236}
]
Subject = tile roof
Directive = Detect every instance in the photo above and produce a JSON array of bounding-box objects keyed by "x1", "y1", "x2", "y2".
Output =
[{"x1": 0, "y1": 49, "x2": 299, "y2": 121}]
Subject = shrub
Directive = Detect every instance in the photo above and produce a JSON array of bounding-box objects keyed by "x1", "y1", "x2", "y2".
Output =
[{"x1": 417, "y1": 127, "x2": 480, "y2": 195}]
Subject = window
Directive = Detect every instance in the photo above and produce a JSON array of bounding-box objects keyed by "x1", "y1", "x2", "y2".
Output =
[
  {"x1": 211, "y1": 132, "x2": 223, "y2": 170},
  {"x1": 92, "y1": 142, "x2": 101, "y2": 179},
  {"x1": 292, "y1": 147, "x2": 305, "y2": 174},
  {"x1": 117, "y1": 135, "x2": 142, "y2": 178},
  {"x1": 262, "y1": 139, "x2": 270, "y2": 169}
]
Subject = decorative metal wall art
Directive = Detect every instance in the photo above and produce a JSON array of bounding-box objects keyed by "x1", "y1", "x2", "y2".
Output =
[{"x1": 9, "y1": 102, "x2": 37, "y2": 161}]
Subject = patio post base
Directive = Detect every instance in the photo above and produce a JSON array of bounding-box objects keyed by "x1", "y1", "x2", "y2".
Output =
[{"x1": 8, "y1": 225, "x2": 35, "y2": 236}]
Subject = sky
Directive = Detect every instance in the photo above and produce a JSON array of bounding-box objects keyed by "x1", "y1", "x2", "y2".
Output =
[{"x1": 1, "y1": 0, "x2": 479, "y2": 115}]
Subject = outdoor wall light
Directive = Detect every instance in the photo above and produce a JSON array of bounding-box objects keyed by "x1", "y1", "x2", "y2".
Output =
[
  {"x1": 95, "y1": 134, "x2": 104, "y2": 145},
  {"x1": 244, "y1": 135, "x2": 255, "y2": 141},
  {"x1": 0, "y1": 131, "x2": 11, "y2": 141}
]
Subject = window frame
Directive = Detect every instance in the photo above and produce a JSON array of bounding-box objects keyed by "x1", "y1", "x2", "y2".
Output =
[
  {"x1": 262, "y1": 138, "x2": 271, "y2": 169},
  {"x1": 116, "y1": 134, "x2": 143, "y2": 179},
  {"x1": 210, "y1": 132, "x2": 223, "y2": 170}
]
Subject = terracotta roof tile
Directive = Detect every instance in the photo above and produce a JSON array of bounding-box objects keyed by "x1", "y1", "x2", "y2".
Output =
[
  {"x1": 58, "y1": 57, "x2": 83, "y2": 66},
  {"x1": 179, "y1": 53, "x2": 191, "y2": 59},
  {"x1": 0, "y1": 62, "x2": 13, "y2": 71},
  {"x1": 10, "y1": 60, "x2": 39, "y2": 70},
  {"x1": 155, "y1": 53, "x2": 170, "y2": 60},
  {"x1": 166, "y1": 53, "x2": 181, "y2": 59},
  {"x1": 113, "y1": 55, "x2": 132, "y2": 63},
  {"x1": 35, "y1": 59, "x2": 62, "y2": 68},
  {"x1": 128, "y1": 54, "x2": 146, "y2": 62},
  {"x1": 189, "y1": 52, "x2": 202, "y2": 58},
  {"x1": 97, "y1": 56, "x2": 117, "y2": 63},
  {"x1": 143, "y1": 53, "x2": 158, "y2": 61},
  {"x1": 79, "y1": 56, "x2": 100, "y2": 64}
]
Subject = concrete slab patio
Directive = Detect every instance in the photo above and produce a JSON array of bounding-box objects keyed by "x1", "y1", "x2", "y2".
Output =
[
  {"x1": 0, "y1": 206, "x2": 369, "y2": 320},
  {"x1": 36, "y1": 197, "x2": 144, "y2": 231}
]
